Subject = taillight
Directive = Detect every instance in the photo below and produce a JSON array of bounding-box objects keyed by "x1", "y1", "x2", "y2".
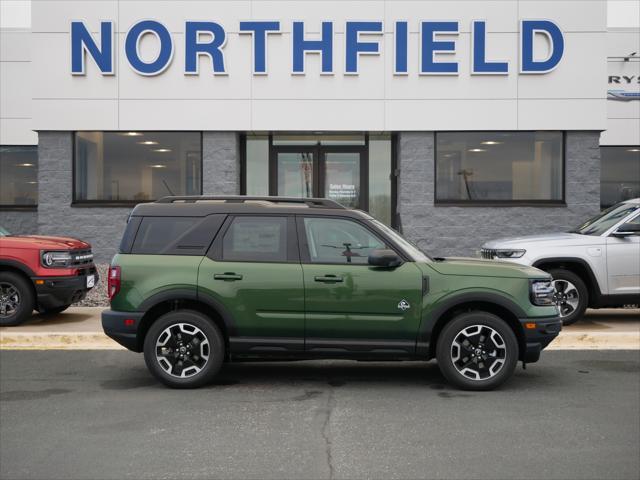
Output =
[{"x1": 108, "y1": 266, "x2": 121, "y2": 301}]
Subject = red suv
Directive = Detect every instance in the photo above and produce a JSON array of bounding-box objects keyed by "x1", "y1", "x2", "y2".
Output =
[{"x1": 0, "y1": 226, "x2": 98, "y2": 326}]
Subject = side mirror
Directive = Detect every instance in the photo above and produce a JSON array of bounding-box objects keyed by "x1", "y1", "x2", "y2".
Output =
[
  {"x1": 368, "y1": 249, "x2": 402, "y2": 268},
  {"x1": 612, "y1": 222, "x2": 640, "y2": 237}
]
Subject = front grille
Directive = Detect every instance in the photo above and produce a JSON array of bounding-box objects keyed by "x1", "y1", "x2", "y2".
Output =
[
  {"x1": 480, "y1": 248, "x2": 496, "y2": 259},
  {"x1": 70, "y1": 249, "x2": 94, "y2": 266}
]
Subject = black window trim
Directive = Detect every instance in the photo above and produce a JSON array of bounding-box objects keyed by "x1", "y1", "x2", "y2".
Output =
[
  {"x1": 434, "y1": 130, "x2": 567, "y2": 207},
  {"x1": 71, "y1": 131, "x2": 204, "y2": 207},
  {"x1": 209, "y1": 214, "x2": 300, "y2": 264},
  {"x1": 0, "y1": 144, "x2": 39, "y2": 211},
  {"x1": 295, "y1": 214, "x2": 408, "y2": 266}
]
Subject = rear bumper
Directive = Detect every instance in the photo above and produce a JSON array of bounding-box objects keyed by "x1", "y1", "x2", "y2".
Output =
[
  {"x1": 520, "y1": 316, "x2": 562, "y2": 363},
  {"x1": 102, "y1": 309, "x2": 144, "y2": 352},
  {"x1": 32, "y1": 269, "x2": 98, "y2": 310}
]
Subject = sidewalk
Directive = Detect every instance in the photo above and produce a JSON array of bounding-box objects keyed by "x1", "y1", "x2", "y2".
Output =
[{"x1": 1, "y1": 307, "x2": 638, "y2": 350}]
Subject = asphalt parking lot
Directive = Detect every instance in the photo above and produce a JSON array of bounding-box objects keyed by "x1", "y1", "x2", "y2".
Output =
[{"x1": 1, "y1": 350, "x2": 638, "y2": 480}]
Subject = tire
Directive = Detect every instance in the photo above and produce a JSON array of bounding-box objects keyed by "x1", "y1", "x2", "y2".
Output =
[
  {"x1": 547, "y1": 269, "x2": 588, "y2": 326},
  {"x1": 40, "y1": 305, "x2": 71, "y2": 315},
  {"x1": 143, "y1": 310, "x2": 225, "y2": 389},
  {"x1": 436, "y1": 311, "x2": 519, "y2": 391},
  {"x1": 0, "y1": 271, "x2": 35, "y2": 326}
]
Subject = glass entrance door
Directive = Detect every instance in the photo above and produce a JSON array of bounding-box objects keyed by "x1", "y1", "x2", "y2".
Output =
[
  {"x1": 276, "y1": 151, "x2": 315, "y2": 198},
  {"x1": 272, "y1": 146, "x2": 367, "y2": 210},
  {"x1": 321, "y1": 152, "x2": 362, "y2": 209}
]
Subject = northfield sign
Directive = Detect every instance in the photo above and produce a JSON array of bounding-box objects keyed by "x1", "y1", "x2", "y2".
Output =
[{"x1": 71, "y1": 20, "x2": 565, "y2": 76}]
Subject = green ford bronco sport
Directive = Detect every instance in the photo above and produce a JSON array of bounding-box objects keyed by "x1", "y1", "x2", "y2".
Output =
[{"x1": 102, "y1": 196, "x2": 561, "y2": 390}]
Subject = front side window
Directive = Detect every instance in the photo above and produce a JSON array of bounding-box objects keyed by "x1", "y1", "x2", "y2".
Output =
[
  {"x1": 222, "y1": 216, "x2": 287, "y2": 262},
  {"x1": 0, "y1": 146, "x2": 38, "y2": 207},
  {"x1": 600, "y1": 147, "x2": 640, "y2": 208},
  {"x1": 74, "y1": 132, "x2": 201, "y2": 203},
  {"x1": 303, "y1": 217, "x2": 385, "y2": 264},
  {"x1": 436, "y1": 132, "x2": 563, "y2": 203}
]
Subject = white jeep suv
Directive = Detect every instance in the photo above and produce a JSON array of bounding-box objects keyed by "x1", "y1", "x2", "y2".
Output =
[{"x1": 481, "y1": 199, "x2": 640, "y2": 325}]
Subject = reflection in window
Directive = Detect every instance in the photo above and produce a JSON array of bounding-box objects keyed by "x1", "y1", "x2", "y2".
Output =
[
  {"x1": 222, "y1": 216, "x2": 287, "y2": 262},
  {"x1": 74, "y1": 132, "x2": 201, "y2": 202},
  {"x1": 0, "y1": 146, "x2": 38, "y2": 206},
  {"x1": 600, "y1": 147, "x2": 640, "y2": 208},
  {"x1": 436, "y1": 132, "x2": 563, "y2": 202},
  {"x1": 304, "y1": 217, "x2": 385, "y2": 264}
]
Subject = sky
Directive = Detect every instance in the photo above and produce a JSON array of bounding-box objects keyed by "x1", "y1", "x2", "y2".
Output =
[{"x1": 1, "y1": 0, "x2": 639, "y2": 28}]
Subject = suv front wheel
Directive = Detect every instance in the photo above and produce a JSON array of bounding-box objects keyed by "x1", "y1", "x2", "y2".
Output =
[
  {"x1": 547, "y1": 269, "x2": 588, "y2": 326},
  {"x1": 0, "y1": 272, "x2": 35, "y2": 326},
  {"x1": 436, "y1": 311, "x2": 518, "y2": 391},
  {"x1": 143, "y1": 310, "x2": 225, "y2": 388}
]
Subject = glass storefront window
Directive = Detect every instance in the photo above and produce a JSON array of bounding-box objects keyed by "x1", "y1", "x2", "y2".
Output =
[
  {"x1": 245, "y1": 134, "x2": 269, "y2": 196},
  {"x1": 435, "y1": 132, "x2": 564, "y2": 203},
  {"x1": 600, "y1": 146, "x2": 640, "y2": 208},
  {"x1": 369, "y1": 133, "x2": 392, "y2": 225},
  {"x1": 74, "y1": 132, "x2": 201, "y2": 203},
  {"x1": 0, "y1": 146, "x2": 38, "y2": 206}
]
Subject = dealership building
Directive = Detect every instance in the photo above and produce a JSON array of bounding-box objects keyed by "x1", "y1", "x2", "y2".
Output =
[{"x1": 1, "y1": 0, "x2": 639, "y2": 262}]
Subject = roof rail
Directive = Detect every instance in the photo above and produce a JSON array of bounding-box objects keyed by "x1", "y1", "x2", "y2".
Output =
[{"x1": 155, "y1": 196, "x2": 347, "y2": 209}]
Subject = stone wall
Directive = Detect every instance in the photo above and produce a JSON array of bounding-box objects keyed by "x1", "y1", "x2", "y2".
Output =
[
  {"x1": 203, "y1": 132, "x2": 240, "y2": 195},
  {"x1": 397, "y1": 131, "x2": 601, "y2": 257},
  {"x1": 0, "y1": 210, "x2": 38, "y2": 235}
]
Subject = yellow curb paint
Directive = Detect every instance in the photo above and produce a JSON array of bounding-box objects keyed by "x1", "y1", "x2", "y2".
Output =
[{"x1": 1, "y1": 331, "x2": 638, "y2": 351}]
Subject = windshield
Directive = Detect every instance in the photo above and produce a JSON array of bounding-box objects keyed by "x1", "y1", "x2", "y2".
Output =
[
  {"x1": 571, "y1": 202, "x2": 640, "y2": 236},
  {"x1": 371, "y1": 219, "x2": 431, "y2": 262}
]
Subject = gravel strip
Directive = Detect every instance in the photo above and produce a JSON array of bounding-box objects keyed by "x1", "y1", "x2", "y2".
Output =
[{"x1": 77, "y1": 263, "x2": 110, "y2": 307}]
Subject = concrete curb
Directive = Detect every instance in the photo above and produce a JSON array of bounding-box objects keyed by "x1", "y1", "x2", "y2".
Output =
[
  {"x1": 1, "y1": 330, "x2": 638, "y2": 350},
  {"x1": 0, "y1": 332, "x2": 124, "y2": 350}
]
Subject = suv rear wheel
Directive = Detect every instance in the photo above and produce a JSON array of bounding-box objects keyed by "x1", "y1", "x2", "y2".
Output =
[
  {"x1": 0, "y1": 272, "x2": 35, "y2": 326},
  {"x1": 547, "y1": 269, "x2": 588, "y2": 326},
  {"x1": 436, "y1": 311, "x2": 518, "y2": 391},
  {"x1": 143, "y1": 310, "x2": 225, "y2": 388}
]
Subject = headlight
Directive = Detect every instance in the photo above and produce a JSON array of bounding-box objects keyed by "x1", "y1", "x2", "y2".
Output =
[
  {"x1": 494, "y1": 249, "x2": 526, "y2": 259},
  {"x1": 41, "y1": 251, "x2": 72, "y2": 268},
  {"x1": 530, "y1": 280, "x2": 555, "y2": 306}
]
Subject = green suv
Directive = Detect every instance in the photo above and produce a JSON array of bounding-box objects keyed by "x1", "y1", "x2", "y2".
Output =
[{"x1": 102, "y1": 196, "x2": 561, "y2": 390}]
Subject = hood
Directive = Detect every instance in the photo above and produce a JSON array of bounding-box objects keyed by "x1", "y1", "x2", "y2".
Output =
[
  {"x1": 483, "y1": 232, "x2": 604, "y2": 249},
  {"x1": 0, "y1": 235, "x2": 91, "y2": 250},
  {"x1": 427, "y1": 257, "x2": 548, "y2": 279}
]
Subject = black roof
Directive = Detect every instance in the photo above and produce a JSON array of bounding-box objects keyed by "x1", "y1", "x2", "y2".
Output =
[{"x1": 131, "y1": 196, "x2": 371, "y2": 218}]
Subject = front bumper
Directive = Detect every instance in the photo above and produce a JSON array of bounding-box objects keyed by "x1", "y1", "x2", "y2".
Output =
[
  {"x1": 32, "y1": 268, "x2": 98, "y2": 310},
  {"x1": 102, "y1": 309, "x2": 144, "y2": 351},
  {"x1": 520, "y1": 316, "x2": 562, "y2": 363}
]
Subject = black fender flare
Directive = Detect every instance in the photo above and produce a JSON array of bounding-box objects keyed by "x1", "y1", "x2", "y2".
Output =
[
  {"x1": 137, "y1": 288, "x2": 237, "y2": 336},
  {"x1": 416, "y1": 291, "x2": 527, "y2": 356},
  {"x1": 0, "y1": 259, "x2": 36, "y2": 278}
]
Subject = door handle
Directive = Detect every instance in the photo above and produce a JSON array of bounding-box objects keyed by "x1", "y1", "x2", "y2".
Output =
[
  {"x1": 214, "y1": 273, "x2": 243, "y2": 281},
  {"x1": 314, "y1": 275, "x2": 343, "y2": 283}
]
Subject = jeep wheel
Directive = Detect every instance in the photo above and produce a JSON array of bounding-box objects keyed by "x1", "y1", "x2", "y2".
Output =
[
  {"x1": 0, "y1": 272, "x2": 35, "y2": 326},
  {"x1": 548, "y1": 269, "x2": 588, "y2": 326},
  {"x1": 436, "y1": 311, "x2": 518, "y2": 391},
  {"x1": 143, "y1": 310, "x2": 225, "y2": 388}
]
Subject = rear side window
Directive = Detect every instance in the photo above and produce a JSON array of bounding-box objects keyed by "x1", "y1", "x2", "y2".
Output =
[
  {"x1": 131, "y1": 215, "x2": 224, "y2": 255},
  {"x1": 222, "y1": 216, "x2": 287, "y2": 262}
]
